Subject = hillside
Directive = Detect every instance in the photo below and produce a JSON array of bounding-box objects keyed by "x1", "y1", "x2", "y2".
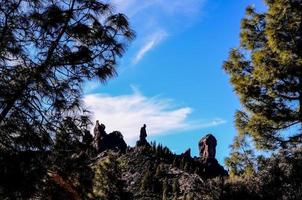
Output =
[
  {"x1": 2, "y1": 122, "x2": 302, "y2": 200},
  {"x1": 40, "y1": 122, "x2": 227, "y2": 200}
]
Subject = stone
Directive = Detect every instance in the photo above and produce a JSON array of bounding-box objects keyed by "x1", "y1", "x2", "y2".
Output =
[
  {"x1": 94, "y1": 120, "x2": 106, "y2": 139},
  {"x1": 97, "y1": 131, "x2": 127, "y2": 153},
  {"x1": 92, "y1": 121, "x2": 127, "y2": 153},
  {"x1": 181, "y1": 148, "x2": 191, "y2": 158},
  {"x1": 136, "y1": 124, "x2": 150, "y2": 147},
  {"x1": 198, "y1": 134, "x2": 217, "y2": 159}
]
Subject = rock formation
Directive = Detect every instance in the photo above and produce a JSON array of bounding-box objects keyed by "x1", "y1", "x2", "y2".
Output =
[
  {"x1": 93, "y1": 121, "x2": 127, "y2": 153},
  {"x1": 196, "y1": 134, "x2": 227, "y2": 177},
  {"x1": 198, "y1": 134, "x2": 217, "y2": 159},
  {"x1": 181, "y1": 148, "x2": 191, "y2": 158},
  {"x1": 136, "y1": 124, "x2": 150, "y2": 147},
  {"x1": 93, "y1": 120, "x2": 107, "y2": 152}
]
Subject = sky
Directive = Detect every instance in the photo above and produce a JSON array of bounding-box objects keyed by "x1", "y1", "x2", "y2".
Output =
[{"x1": 83, "y1": 0, "x2": 267, "y2": 164}]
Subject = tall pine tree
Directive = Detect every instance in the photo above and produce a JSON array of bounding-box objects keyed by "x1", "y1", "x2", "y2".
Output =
[
  {"x1": 0, "y1": 0, "x2": 134, "y2": 151},
  {"x1": 223, "y1": 0, "x2": 302, "y2": 150}
]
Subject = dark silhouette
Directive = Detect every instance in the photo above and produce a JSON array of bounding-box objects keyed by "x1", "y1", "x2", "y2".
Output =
[
  {"x1": 93, "y1": 121, "x2": 107, "y2": 152},
  {"x1": 140, "y1": 124, "x2": 147, "y2": 141},
  {"x1": 136, "y1": 124, "x2": 150, "y2": 147},
  {"x1": 83, "y1": 130, "x2": 93, "y2": 147},
  {"x1": 0, "y1": 0, "x2": 134, "y2": 153},
  {"x1": 92, "y1": 121, "x2": 127, "y2": 153},
  {"x1": 181, "y1": 148, "x2": 191, "y2": 159}
]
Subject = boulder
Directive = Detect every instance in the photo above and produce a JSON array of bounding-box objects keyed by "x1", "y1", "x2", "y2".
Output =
[
  {"x1": 92, "y1": 121, "x2": 127, "y2": 153},
  {"x1": 198, "y1": 134, "x2": 217, "y2": 159},
  {"x1": 98, "y1": 131, "x2": 127, "y2": 153}
]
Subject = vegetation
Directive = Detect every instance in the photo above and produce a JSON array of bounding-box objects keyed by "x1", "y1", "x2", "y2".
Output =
[
  {"x1": 0, "y1": 0, "x2": 134, "y2": 152},
  {"x1": 0, "y1": 0, "x2": 302, "y2": 199},
  {"x1": 223, "y1": 0, "x2": 302, "y2": 150},
  {"x1": 0, "y1": 0, "x2": 134, "y2": 198},
  {"x1": 221, "y1": 1, "x2": 302, "y2": 200}
]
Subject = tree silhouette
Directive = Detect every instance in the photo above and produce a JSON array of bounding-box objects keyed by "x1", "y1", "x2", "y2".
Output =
[
  {"x1": 223, "y1": 1, "x2": 302, "y2": 150},
  {"x1": 0, "y1": 0, "x2": 134, "y2": 151}
]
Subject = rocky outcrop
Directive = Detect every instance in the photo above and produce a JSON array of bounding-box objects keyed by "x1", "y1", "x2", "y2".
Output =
[
  {"x1": 199, "y1": 134, "x2": 217, "y2": 159},
  {"x1": 197, "y1": 134, "x2": 227, "y2": 177},
  {"x1": 93, "y1": 121, "x2": 127, "y2": 153},
  {"x1": 181, "y1": 148, "x2": 191, "y2": 159},
  {"x1": 136, "y1": 124, "x2": 150, "y2": 147}
]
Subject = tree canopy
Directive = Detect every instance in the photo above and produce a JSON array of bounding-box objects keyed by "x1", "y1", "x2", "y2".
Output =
[
  {"x1": 0, "y1": 0, "x2": 134, "y2": 151},
  {"x1": 223, "y1": 0, "x2": 302, "y2": 150}
]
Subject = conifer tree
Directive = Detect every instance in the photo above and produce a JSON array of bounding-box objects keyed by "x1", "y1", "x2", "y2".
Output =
[
  {"x1": 225, "y1": 135, "x2": 257, "y2": 177},
  {"x1": 155, "y1": 164, "x2": 163, "y2": 178},
  {"x1": 92, "y1": 154, "x2": 124, "y2": 200},
  {"x1": 0, "y1": 0, "x2": 134, "y2": 151},
  {"x1": 140, "y1": 170, "x2": 153, "y2": 192},
  {"x1": 172, "y1": 178, "x2": 179, "y2": 195},
  {"x1": 172, "y1": 157, "x2": 178, "y2": 167},
  {"x1": 162, "y1": 178, "x2": 170, "y2": 200},
  {"x1": 223, "y1": 0, "x2": 302, "y2": 150}
]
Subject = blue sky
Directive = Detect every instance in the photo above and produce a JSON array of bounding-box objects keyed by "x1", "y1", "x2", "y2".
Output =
[{"x1": 84, "y1": 0, "x2": 266, "y2": 164}]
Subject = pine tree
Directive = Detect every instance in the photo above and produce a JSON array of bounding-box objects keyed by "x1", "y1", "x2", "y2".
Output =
[
  {"x1": 140, "y1": 170, "x2": 153, "y2": 192},
  {"x1": 0, "y1": 0, "x2": 134, "y2": 152},
  {"x1": 172, "y1": 179, "x2": 179, "y2": 195},
  {"x1": 184, "y1": 163, "x2": 190, "y2": 172},
  {"x1": 223, "y1": 1, "x2": 302, "y2": 150},
  {"x1": 180, "y1": 158, "x2": 185, "y2": 169},
  {"x1": 92, "y1": 154, "x2": 124, "y2": 200},
  {"x1": 162, "y1": 178, "x2": 170, "y2": 200},
  {"x1": 155, "y1": 164, "x2": 163, "y2": 178},
  {"x1": 225, "y1": 135, "x2": 257, "y2": 177},
  {"x1": 162, "y1": 189, "x2": 168, "y2": 200},
  {"x1": 172, "y1": 157, "x2": 178, "y2": 167}
]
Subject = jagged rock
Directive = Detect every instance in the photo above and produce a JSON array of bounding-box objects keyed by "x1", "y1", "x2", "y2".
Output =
[
  {"x1": 198, "y1": 134, "x2": 217, "y2": 159},
  {"x1": 136, "y1": 124, "x2": 150, "y2": 147},
  {"x1": 97, "y1": 131, "x2": 127, "y2": 153},
  {"x1": 196, "y1": 134, "x2": 227, "y2": 177},
  {"x1": 92, "y1": 121, "x2": 127, "y2": 153},
  {"x1": 94, "y1": 120, "x2": 106, "y2": 139},
  {"x1": 181, "y1": 148, "x2": 191, "y2": 158}
]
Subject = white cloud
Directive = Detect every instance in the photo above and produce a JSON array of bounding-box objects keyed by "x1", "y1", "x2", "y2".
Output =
[
  {"x1": 83, "y1": 88, "x2": 225, "y2": 145},
  {"x1": 110, "y1": 0, "x2": 205, "y2": 18},
  {"x1": 108, "y1": 0, "x2": 206, "y2": 65},
  {"x1": 82, "y1": 80, "x2": 101, "y2": 94},
  {"x1": 133, "y1": 30, "x2": 168, "y2": 64}
]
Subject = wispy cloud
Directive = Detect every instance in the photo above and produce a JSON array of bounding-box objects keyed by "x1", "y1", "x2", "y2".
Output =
[
  {"x1": 110, "y1": 0, "x2": 206, "y2": 18},
  {"x1": 108, "y1": 0, "x2": 207, "y2": 65},
  {"x1": 83, "y1": 87, "x2": 225, "y2": 144},
  {"x1": 133, "y1": 30, "x2": 168, "y2": 64}
]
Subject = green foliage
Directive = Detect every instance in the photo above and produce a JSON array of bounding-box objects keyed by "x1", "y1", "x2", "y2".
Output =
[
  {"x1": 205, "y1": 148, "x2": 302, "y2": 200},
  {"x1": 92, "y1": 154, "x2": 125, "y2": 200},
  {"x1": 155, "y1": 164, "x2": 164, "y2": 178},
  {"x1": 141, "y1": 170, "x2": 153, "y2": 192},
  {"x1": 225, "y1": 135, "x2": 257, "y2": 177},
  {"x1": 172, "y1": 178, "x2": 179, "y2": 195},
  {"x1": 0, "y1": 1, "x2": 133, "y2": 197},
  {"x1": 223, "y1": 0, "x2": 302, "y2": 150},
  {"x1": 0, "y1": 0, "x2": 134, "y2": 152},
  {"x1": 162, "y1": 178, "x2": 169, "y2": 200}
]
